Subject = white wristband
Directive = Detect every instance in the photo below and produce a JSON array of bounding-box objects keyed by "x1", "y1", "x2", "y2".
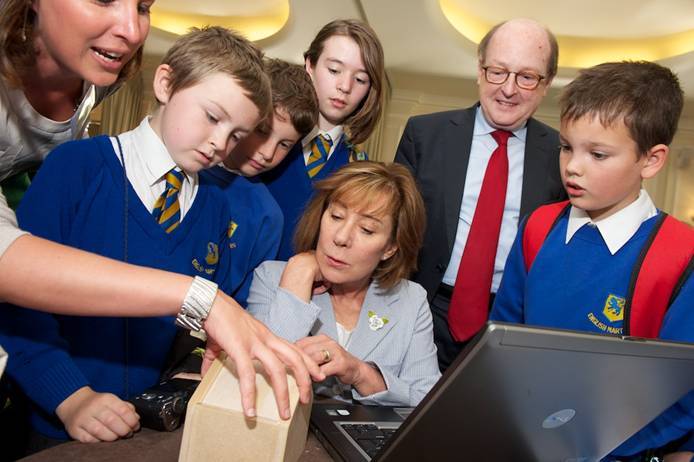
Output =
[{"x1": 175, "y1": 276, "x2": 218, "y2": 332}]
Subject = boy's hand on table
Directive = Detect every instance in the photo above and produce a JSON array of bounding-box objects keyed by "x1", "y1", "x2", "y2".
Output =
[{"x1": 56, "y1": 386, "x2": 140, "y2": 442}]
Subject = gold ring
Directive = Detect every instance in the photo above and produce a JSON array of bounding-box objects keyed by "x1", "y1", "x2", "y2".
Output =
[{"x1": 321, "y1": 349, "x2": 331, "y2": 363}]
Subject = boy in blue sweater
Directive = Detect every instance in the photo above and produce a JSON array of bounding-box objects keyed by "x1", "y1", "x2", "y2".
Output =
[
  {"x1": 202, "y1": 58, "x2": 317, "y2": 307},
  {"x1": 0, "y1": 27, "x2": 270, "y2": 444},
  {"x1": 491, "y1": 61, "x2": 693, "y2": 460},
  {"x1": 160, "y1": 60, "x2": 318, "y2": 386}
]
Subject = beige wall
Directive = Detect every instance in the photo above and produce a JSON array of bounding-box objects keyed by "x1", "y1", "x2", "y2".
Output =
[{"x1": 374, "y1": 70, "x2": 694, "y2": 224}]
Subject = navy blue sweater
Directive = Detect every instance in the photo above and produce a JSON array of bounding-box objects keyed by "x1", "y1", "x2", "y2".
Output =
[
  {"x1": 201, "y1": 166, "x2": 282, "y2": 307},
  {"x1": 0, "y1": 136, "x2": 233, "y2": 439}
]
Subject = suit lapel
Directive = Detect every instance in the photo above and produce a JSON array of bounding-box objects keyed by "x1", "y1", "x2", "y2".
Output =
[
  {"x1": 520, "y1": 118, "x2": 554, "y2": 219},
  {"x1": 344, "y1": 284, "x2": 400, "y2": 359},
  {"x1": 443, "y1": 106, "x2": 477, "y2": 252}
]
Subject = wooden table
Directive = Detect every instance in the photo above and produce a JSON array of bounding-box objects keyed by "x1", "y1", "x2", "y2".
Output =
[{"x1": 20, "y1": 427, "x2": 333, "y2": 462}]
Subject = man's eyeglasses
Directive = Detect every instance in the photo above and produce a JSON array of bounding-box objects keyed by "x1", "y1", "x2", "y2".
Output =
[{"x1": 481, "y1": 66, "x2": 546, "y2": 90}]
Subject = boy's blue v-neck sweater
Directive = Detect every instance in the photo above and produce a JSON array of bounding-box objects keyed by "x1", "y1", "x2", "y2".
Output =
[
  {"x1": 201, "y1": 166, "x2": 282, "y2": 307},
  {"x1": 0, "y1": 136, "x2": 233, "y2": 439},
  {"x1": 491, "y1": 211, "x2": 694, "y2": 457}
]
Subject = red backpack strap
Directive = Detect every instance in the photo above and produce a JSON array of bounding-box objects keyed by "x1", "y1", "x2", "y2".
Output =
[
  {"x1": 522, "y1": 200, "x2": 571, "y2": 272},
  {"x1": 625, "y1": 214, "x2": 694, "y2": 338}
]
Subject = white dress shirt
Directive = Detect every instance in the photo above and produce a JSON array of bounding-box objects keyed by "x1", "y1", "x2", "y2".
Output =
[
  {"x1": 566, "y1": 189, "x2": 657, "y2": 255},
  {"x1": 442, "y1": 107, "x2": 527, "y2": 292},
  {"x1": 336, "y1": 322, "x2": 354, "y2": 349},
  {"x1": 109, "y1": 118, "x2": 198, "y2": 219}
]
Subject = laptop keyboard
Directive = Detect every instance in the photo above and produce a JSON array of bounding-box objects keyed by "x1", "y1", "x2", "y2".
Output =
[{"x1": 341, "y1": 423, "x2": 398, "y2": 458}]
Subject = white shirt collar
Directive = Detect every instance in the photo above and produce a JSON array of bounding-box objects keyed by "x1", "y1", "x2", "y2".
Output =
[
  {"x1": 565, "y1": 189, "x2": 658, "y2": 255},
  {"x1": 474, "y1": 106, "x2": 527, "y2": 143},
  {"x1": 301, "y1": 124, "x2": 344, "y2": 150},
  {"x1": 132, "y1": 117, "x2": 193, "y2": 187}
]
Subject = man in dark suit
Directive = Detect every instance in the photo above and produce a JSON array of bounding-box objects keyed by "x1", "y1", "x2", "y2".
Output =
[{"x1": 395, "y1": 18, "x2": 567, "y2": 370}]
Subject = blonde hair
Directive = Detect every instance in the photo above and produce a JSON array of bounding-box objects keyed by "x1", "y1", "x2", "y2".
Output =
[
  {"x1": 294, "y1": 162, "x2": 425, "y2": 290},
  {"x1": 159, "y1": 26, "x2": 271, "y2": 120},
  {"x1": 304, "y1": 19, "x2": 385, "y2": 145},
  {"x1": 0, "y1": 0, "x2": 142, "y2": 88}
]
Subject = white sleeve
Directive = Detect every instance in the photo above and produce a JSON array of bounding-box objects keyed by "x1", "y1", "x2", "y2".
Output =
[
  {"x1": 0, "y1": 188, "x2": 28, "y2": 258},
  {"x1": 0, "y1": 344, "x2": 7, "y2": 379}
]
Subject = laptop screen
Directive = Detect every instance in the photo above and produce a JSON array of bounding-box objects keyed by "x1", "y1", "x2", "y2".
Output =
[{"x1": 312, "y1": 323, "x2": 694, "y2": 462}]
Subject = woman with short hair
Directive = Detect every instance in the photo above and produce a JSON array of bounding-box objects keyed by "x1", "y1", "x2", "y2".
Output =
[{"x1": 249, "y1": 162, "x2": 440, "y2": 406}]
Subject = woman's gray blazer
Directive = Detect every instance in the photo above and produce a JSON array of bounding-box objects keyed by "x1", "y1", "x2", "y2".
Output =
[{"x1": 248, "y1": 261, "x2": 441, "y2": 407}]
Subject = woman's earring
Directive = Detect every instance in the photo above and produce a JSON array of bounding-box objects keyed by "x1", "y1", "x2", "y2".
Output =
[
  {"x1": 20, "y1": 4, "x2": 30, "y2": 42},
  {"x1": 20, "y1": 22, "x2": 27, "y2": 43}
]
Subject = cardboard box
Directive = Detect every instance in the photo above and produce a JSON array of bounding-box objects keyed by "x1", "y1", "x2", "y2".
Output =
[{"x1": 179, "y1": 355, "x2": 311, "y2": 462}]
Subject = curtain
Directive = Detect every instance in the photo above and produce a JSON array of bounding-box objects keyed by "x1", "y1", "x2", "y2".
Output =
[
  {"x1": 363, "y1": 77, "x2": 392, "y2": 162},
  {"x1": 98, "y1": 72, "x2": 145, "y2": 136}
]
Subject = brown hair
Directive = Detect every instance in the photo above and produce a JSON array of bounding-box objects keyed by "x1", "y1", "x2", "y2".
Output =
[
  {"x1": 304, "y1": 19, "x2": 385, "y2": 145},
  {"x1": 478, "y1": 19, "x2": 559, "y2": 81},
  {"x1": 294, "y1": 162, "x2": 425, "y2": 290},
  {"x1": 560, "y1": 61, "x2": 683, "y2": 155},
  {"x1": 159, "y1": 26, "x2": 271, "y2": 121},
  {"x1": 264, "y1": 58, "x2": 317, "y2": 136},
  {"x1": 0, "y1": 0, "x2": 142, "y2": 88}
]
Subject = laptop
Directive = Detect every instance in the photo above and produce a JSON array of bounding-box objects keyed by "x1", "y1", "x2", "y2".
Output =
[{"x1": 310, "y1": 322, "x2": 694, "y2": 462}]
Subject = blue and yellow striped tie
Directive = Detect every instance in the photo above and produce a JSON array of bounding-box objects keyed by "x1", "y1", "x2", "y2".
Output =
[
  {"x1": 152, "y1": 168, "x2": 184, "y2": 233},
  {"x1": 306, "y1": 134, "x2": 333, "y2": 178}
]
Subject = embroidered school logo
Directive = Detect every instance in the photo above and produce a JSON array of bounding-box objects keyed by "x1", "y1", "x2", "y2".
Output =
[
  {"x1": 353, "y1": 150, "x2": 367, "y2": 161},
  {"x1": 227, "y1": 220, "x2": 238, "y2": 239},
  {"x1": 192, "y1": 242, "x2": 218, "y2": 275},
  {"x1": 345, "y1": 137, "x2": 367, "y2": 162},
  {"x1": 587, "y1": 294, "x2": 624, "y2": 334},
  {"x1": 227, "y1": 220, "x2": 238, "y2": 249},
  {"x1": 205, "y1": 242, "x2": 219, "y2": 265},
  {"x1": 602, "y1": 294, "x2": 625, "y2": 323}
]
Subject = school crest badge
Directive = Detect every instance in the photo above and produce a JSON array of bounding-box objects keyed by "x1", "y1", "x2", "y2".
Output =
[
  {"x1": 602, "y1": 294, "x2": 625, "y2": 323},
  {"x1": 227, "y1": 220, "x2": 238, "y2": 239},
  {"x1": 192, "y1": 242, "x2": 218, "y2": 275},
  {"x1": 345, "y1": 136, "x2": 368, "y2": 162},
  {"x1": 352, "y1": 150, "x2": 367, "y2": 161},
  {"x1": 205, "y1": 242, "x2": 219, "y2": 265}
]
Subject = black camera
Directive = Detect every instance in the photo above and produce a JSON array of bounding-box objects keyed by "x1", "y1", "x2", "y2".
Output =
[{"x1": 129, "y1": 377, "x2": 200, "y2": 432}]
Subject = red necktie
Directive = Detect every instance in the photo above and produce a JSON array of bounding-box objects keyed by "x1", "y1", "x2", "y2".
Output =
[{"x1": 448, "y1": 129, "x2": 511, "y2": 341}]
